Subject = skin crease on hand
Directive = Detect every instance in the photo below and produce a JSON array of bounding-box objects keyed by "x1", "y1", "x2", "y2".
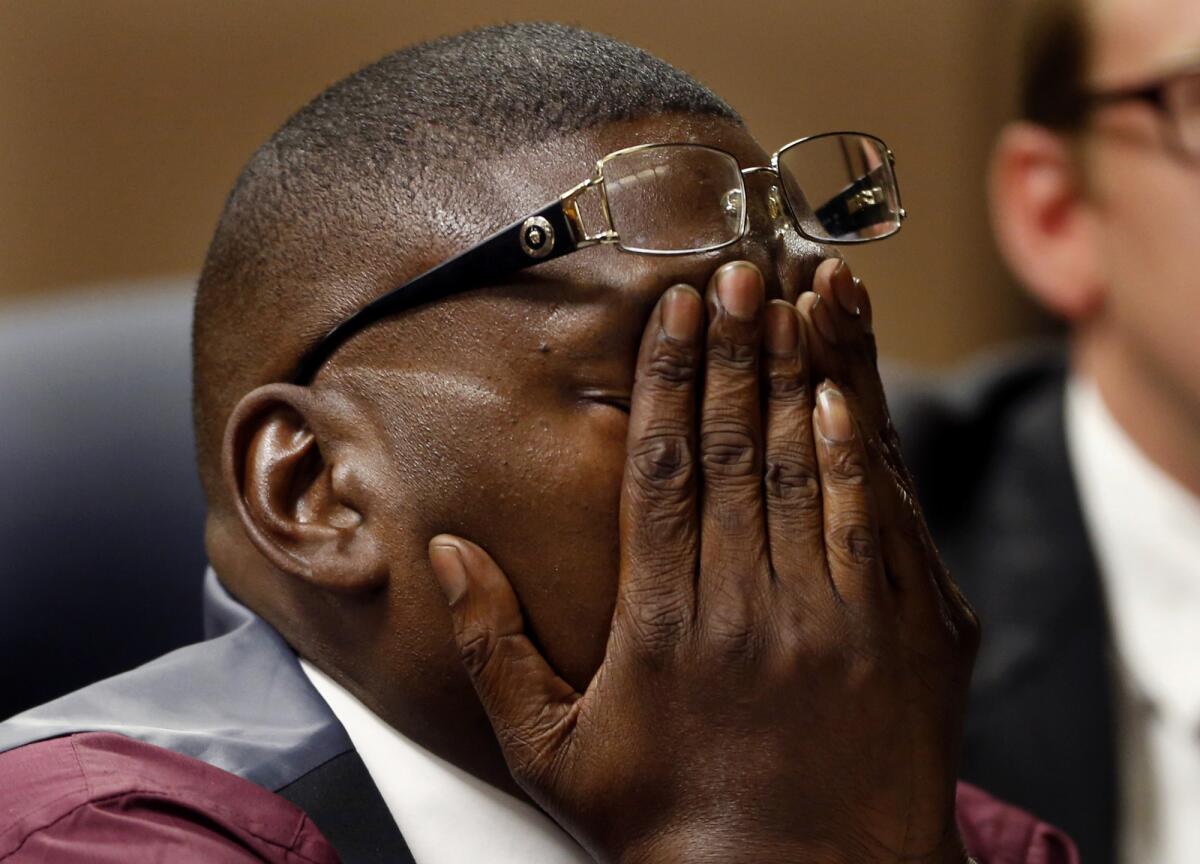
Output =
[{"x1": 215, "y1": 113, "x2": 831, "y2": 797}]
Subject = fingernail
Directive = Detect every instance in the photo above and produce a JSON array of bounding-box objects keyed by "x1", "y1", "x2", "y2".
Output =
[
  {"x1": 429, "y1": 540, "x2": 468, "y2": 604},
  {"x1": 661, "y1": 285, "x2": 701, "y2": 341},
  {"x1": 715, "y1": 262, "x2": 763, "y2": 322},
  {"x1": 816, "y1": 382, "x2": 854, "y2": 442},
  {"x1": 765, "y1": 302, "x2": 800, "y2": 356},
  {"x1": 811, "y1": 291, "x2": 839, "y2": 345},
  {"x1": 796, "y1": 290, "x2": 820, "y2": 317},
  {"x1": 831, "y1": 260, "x2": 861, "y2": 318}
]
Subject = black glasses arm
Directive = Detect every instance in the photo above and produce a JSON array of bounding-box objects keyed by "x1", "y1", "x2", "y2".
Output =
[
  {"x1": 293, "y1": 199, "x2": 578, "y2": 384},
  {"x1": 1089, "y1": 82, "x2": 1167, "y2": 111},
  {"x1": 812, "y1": 163, "x2": 895, "y2": 239}
]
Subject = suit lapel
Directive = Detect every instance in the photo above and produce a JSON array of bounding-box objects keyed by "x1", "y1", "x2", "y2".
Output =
[
  {"x1": 278, "y1": 749, "x2": 416, "y2": 864},
  {"x1": 895, "y1": 350, "x2": 1117, "y2": 864}
]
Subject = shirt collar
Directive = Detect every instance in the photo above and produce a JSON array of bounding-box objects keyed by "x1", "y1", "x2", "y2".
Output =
[
  {"x1": 299, "y1": 659, "x2": 592, "y2": 864},
  {"x1": 1066, "y1": 376, "x2": 1200, "y2": 727}
]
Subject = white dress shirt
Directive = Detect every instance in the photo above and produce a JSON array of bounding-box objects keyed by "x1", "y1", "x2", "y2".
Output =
[
  {"x1": 300, "y1": 659, "x2": 593, "y2": 864},
  {"x1": 1065, "y1": 377, "x2": 1200, "y2": 864}
]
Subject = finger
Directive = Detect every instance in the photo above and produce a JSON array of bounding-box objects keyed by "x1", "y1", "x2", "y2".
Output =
[
  {"x1": 810, "y1": 257, "x2": 887, "y2": 437},
  {"x1": 809, "y1": 264, "x2": 973, "y2": 625},
  {"x1": 794, "y1": 289, "x2": 823, "y2": 386},
  {"x1": 808, "y1": 260, "x2": 908, "y2": 533},
  {"x1": 698, "y1": 262, "x2": 770, "y2": 625},
  {"x1": 813, "y1": 381, "x2": 886, "y2": 613},
  {"x1": 429, "y1": 536, "x2": 579, "y2": 783},
  {"x1": 617, "y1": 284, "x2": 704, "y2": 650},
  {"x1": 762, "y1": 301, "x2": 827, "y2": 599}
]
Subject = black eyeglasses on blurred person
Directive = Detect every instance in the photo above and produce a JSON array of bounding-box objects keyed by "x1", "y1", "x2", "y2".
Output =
[
  {"x1": 293, "y1": 131, "x2": 904, "y2": 384},
  {"x1": 1089, "y1": 59, "x2": 1200, "y2": 161}
]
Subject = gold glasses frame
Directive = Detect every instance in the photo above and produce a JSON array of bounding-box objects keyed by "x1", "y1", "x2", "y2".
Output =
[{"x1": 558, "y1": 131, "x2": 906, "y2": 255}]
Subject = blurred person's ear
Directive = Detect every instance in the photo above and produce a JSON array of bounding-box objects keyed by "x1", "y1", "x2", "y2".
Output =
[
  {"x1": 222, "y1": 384, "x2": 389, "y2": 593},
  {"x1": 989, "y1": 121, "x2": 1105, "y2": 321}
]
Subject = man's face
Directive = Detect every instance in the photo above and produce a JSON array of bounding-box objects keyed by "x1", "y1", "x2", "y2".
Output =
[
  {"x1": 1083, "y1": 0, "x2": 1200, "y2": 413},
  {"x1": 332, "y1": 115, "x2": 829, "y2": 750}
]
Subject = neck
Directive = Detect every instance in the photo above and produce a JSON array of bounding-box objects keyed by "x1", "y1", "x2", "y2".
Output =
[
  {"x1": 290, "y1": 596, "x2": 531, "y2": 805},
  {"x1": 1073, "y1": 327, "x2": 1200, "y2": 499},
  {"x1": 212, "y1": 523, "x2": 530, "y2": 805}
]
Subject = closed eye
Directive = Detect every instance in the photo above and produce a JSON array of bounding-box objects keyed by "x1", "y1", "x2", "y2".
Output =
[{"x1": 579, "y1": 389, "x2": 631, "y2": 414}]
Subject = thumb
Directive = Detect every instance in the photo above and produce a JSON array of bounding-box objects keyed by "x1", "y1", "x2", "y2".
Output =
[{"x1": 428, "y1": 535, "x2": 580, "y2": 781}]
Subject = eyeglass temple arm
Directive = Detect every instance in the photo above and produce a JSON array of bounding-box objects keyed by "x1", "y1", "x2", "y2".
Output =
[
  {"x1": 1088, "y1": 82, "x2": 1167, "y2": 110},
  {"x1": 812, "y1": 163, "x2": 897, "y2": 239},
  {"x1": 292, "y1": 198, "x2": 579, "y2": 384}
]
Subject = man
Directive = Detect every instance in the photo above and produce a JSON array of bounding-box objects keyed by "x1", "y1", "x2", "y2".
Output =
[
  {"x1": 893, "y1": 1, "x2": 1200, "y2": 862},
  {"x1": 0, "y1": 24, "x2": 1071, "y2": 863}
]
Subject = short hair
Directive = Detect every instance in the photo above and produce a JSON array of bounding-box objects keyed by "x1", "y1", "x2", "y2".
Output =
[
  {"x1": 192, "y1": 22, "x2": 738, "y2": 506},
  {"x1": 1018, "y1": 0, "x2": 1093, "y2": 130}
]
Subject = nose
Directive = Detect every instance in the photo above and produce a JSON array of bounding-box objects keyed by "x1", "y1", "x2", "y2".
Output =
[{"x1": 726, "y1": 169, "x2": 835, "y2": 303}]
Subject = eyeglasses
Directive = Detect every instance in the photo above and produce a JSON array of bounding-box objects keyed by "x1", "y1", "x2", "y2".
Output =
[
  {"x1": 1088, "y1": 62, "x2": 1200, "y2": 161},
  {"x1": 293, "y1": 131, "x2": 905, "y2": 384}
]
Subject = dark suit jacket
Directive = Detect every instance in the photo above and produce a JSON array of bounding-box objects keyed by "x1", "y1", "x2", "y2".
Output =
[{"x1": 892, "y1": 345, "x2": 1117, "y2": 864}]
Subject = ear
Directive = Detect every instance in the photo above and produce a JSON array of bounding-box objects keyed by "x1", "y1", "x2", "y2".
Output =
[
  {"x1": 988, "y1": 121, "x2": 1106, "y2": 321},
  {"x1": 222, "y1": 383, "x2": 387, "y2": 593}
]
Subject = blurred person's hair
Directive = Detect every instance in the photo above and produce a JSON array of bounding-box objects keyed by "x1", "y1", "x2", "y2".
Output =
[{"x1": 1019, "y1": 0, "x2": 1092, "y2": 131}]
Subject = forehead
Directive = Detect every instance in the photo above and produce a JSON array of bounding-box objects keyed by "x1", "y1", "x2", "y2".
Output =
[{"x1": 1088, "y1": 0, "x2": 1200, "y2": 84}]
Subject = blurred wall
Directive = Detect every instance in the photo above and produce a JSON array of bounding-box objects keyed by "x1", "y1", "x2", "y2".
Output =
[{"x1": 0, "y1": 0, "x2": 1040, "y2": 366}]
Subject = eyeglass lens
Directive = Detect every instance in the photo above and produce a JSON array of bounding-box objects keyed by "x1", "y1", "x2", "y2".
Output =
[
  {"x1": 602, "y1": 145, "x2": 746, "y2": 254},
  {"x1": 776, "y1": 134, "x2": 901, "y2": 243},
  {"x1": 599, "y1": 136, "x2": 901, "y2": 253}
]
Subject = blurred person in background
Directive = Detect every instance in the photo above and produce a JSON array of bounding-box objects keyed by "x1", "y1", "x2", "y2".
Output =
[{"x1": 895, "y1": 0, "x2": 1200, "y2": 862}]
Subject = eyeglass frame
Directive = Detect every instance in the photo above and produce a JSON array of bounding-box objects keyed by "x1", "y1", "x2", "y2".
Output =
[
  {"x1": 292, "y1": 131, "x2": 905, "y2": 384},
  {"x1": 1086, "y1": 60, "x2": 1200, "y2": 161}
]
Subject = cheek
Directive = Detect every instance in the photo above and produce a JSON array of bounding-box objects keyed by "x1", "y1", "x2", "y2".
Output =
[
  {"x1": 1094, "y1": 154, "x2": 1168, "y2": 260},
  {"x1": 486, "y1": 404, "x2": 628, "y2": 689},
  {"x1": 1094, "y1": 157, "x2": 1200, "y2": 406},
  {"x1": 381, "y1": 378, "x2": 629, "y2": 689}
]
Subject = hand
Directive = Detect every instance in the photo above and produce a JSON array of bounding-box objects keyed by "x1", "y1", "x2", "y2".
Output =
[{"x1": 427, "y1": 259, "x2": 979, "y2": 864}]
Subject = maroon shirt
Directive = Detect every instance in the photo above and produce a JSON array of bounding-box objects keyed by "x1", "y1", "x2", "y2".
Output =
[{"x1": 0, "y1": 733, "x2": 1077, "y2": 863}]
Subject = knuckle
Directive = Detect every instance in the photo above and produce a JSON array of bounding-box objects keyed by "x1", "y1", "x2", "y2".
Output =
[
  {"x1": 828, "y1": 519, "x2": 880, "y2": 567},
  {"x1": 823, "y1": 443, "x2": 869, "y2": 485},
  {"x1": 619, "y1": 591, "x2": 691, "y2": 653},
  {"x1": 628, "y1": 430, "x2": 694, "y2": 492},
  {"x1": 700, "y1": 421, "x2": 759, "y2": 479},
  {"x1": 457, "y1": 625, "x2": 498, "y2": 679},
  {"x1": 697, "y1": 584, "x2": 769, "y2": 667},
  {"x1": 766, "y1": 364, "x2": 808, "y2": 403},
  {"x1": 764, "y1": 453, "x2": 820, "y2": 504},
  {"x1": 642, "y1": 340, "x2": 698, "y2": 390},
  {"x1": 706, "y1": 619, "x2": 764, "y2": 666},
  {"x1": 459, "y1": 628, "x2": 528, "y2": 687},
  {"x1": 781, "y1": 613, "x2": 854, "y2": 675},
  {"x1": 628, "y1": 495, "x2": 695, "y2": 538},
  {"x1": 707, "y1": 331, "x2": 758, "y2": 370}
]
